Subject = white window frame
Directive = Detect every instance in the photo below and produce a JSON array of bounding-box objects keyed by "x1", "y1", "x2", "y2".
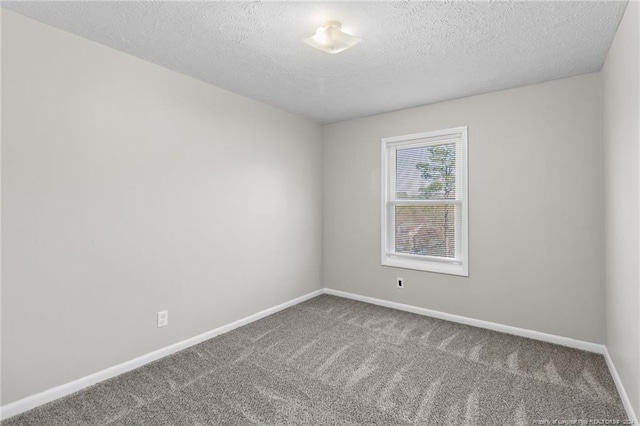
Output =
[{"x1": 381, "y1": 126, "x2": 469, "y2": 276}]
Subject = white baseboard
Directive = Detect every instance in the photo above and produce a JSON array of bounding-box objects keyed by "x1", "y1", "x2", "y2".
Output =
[
  {"x1": 0, "y1": 289, "x2": 323, "y2": 421},
  {"x1": 604, "y1": 348, "x2": 639, "y2": 424},
  {"x1": 4, "y1": 287, "x2": 636, "y2": 423},
  {"x1": 324, "y1": 288, "x2": 606, "y2": 354},
  {"x1": 326, "y1": 289, "x2": 639, "y2": 423}
]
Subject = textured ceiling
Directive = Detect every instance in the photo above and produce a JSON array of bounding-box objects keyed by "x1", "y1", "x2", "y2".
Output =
[{"x1": 3, "y1": 1, "x2": 627, "y2": 123}]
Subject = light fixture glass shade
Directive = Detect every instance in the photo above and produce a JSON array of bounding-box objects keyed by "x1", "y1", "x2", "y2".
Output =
[{"x1": 304, "y1": 21, "x2": 361, "y2": 54}]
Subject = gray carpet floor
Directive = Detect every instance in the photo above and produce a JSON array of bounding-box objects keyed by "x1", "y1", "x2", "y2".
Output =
[{"x1": 3, "y1": 295, "x2": 628, "y2": 425}]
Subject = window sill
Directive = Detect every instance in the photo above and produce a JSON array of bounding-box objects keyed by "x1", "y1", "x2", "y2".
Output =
[{"x1": 382, "y1": 255, "x2": 468, "y2": 277}]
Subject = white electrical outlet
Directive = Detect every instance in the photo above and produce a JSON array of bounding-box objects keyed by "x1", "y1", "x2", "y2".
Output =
[
  {"x1": 397, "y1": 277, "x2": 404, "y2": 288},
  {"x1": 157, "y1": 310, "x2": 168, "y2": 328}
]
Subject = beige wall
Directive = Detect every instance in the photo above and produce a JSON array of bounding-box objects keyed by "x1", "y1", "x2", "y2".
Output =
[
  {"x1": 1, "y1": 10, "x2": 323, "y2": 405},
  {"x1": 603, "y1": 1, "x2": 640, "y2": 418},
  {"x1": 323, "y1": 73, "x2": 605, "y2": 344}
]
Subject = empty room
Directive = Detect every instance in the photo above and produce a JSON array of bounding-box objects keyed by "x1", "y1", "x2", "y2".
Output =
[{"x1": 1, "y1": 1, "x2": 639, "y2": 425}]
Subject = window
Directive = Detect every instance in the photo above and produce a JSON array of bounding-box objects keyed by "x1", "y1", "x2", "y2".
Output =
[{"x1": 381, "y1": 127, "x2": 468, "y2": 276}]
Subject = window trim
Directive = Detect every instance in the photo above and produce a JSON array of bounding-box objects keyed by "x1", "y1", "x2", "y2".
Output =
[{"x1": 381, "y1": 126, "x2": 469, "y2": 276}]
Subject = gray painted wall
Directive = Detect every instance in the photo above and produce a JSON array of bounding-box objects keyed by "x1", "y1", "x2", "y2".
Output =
[
  {"x1": 1, "y1": 10, "x2": 323, "y2": 405},
  {"x1": 603, "y1": 1, "x2": 640, "y2": 417},
  {"x1": 4, "y1": 5, "x2": 636, "y2": 414},
  {"x1": 323, "y1": 73, "x2": 605, "y2": 344}
]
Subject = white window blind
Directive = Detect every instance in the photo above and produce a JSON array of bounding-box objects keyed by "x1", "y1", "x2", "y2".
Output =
[{"x1": 381, "y1": 127, "x2": 468, "y2": 276}]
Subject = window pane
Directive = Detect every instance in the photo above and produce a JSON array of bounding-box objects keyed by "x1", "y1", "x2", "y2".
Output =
[
  {"x1": 394, "y1": 204, "x2": 457, "y2": 258},
  {"x1": 396, "y1": 143, "x2": 457, "y2": 200}
]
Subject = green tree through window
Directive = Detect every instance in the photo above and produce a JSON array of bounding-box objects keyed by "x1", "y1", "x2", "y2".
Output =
[
  {"x1": 416, "y1": 144, "x2": 456, "y2": 257},
  {"x1": 382, "y1": 126, "x2": 468, "y2": 276}
]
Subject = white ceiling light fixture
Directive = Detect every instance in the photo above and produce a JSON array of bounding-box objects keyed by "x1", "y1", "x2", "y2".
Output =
[{"x1": 304, "y1": 21, "x2": 362, "y2": 54}]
